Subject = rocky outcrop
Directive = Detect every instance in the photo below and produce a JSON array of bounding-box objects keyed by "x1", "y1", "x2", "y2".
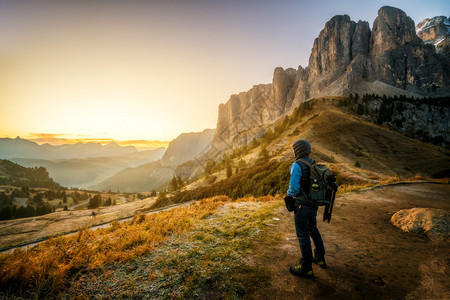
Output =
[
  {"x1": 161, "y1": 129, "x2": 215, "y2": 167},
  {"x1": 212, "y1": 6, "x2": 450, "y2": 151},
  {"x1": 352, "y1": 21, "x2": 371, "y2": 57},
  {"x1": 309, "y1": 15, "x2": 355, "y2": 80},
  {"x1": 370, "y1": 7, "x2": 448, "y2": 95},
  {"x1": 416, "y1": 16, "x2": 450, "y2": 53},
  {"x1": 391, "y1": 208, "x2": 450, "y2": 240}
]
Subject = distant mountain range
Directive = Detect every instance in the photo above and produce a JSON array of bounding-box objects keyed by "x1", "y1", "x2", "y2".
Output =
[
  {"x1": 0, "y1": 137, "x2": 139, "y2": 160},
  {"x1": 0, "y1": 137, "x2": 168, "y2": 188},
  {"x1": 0, "y1": 129, "x2": 216, "y2": 191},
  {"x1": 11, "y1": 149, "x2": 166, "y2": 189},
  {"x1": 93, "y1": 129, "x2": 215, "y2": 192}
]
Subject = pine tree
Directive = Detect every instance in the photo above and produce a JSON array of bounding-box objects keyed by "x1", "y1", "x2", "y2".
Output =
[
  {"x1": 259, "y1": 144, "x2": 269, "y2": 160},
  {"x1": 88, "y1": 194, "x2": 102, "y2": 209},
  {"x1": 170, "y1": 176, "x2": 179, "y2": 191},
  {"x1": 177, "y1": 176, "x2": 184, "y2": 189},
  {"x1": 33, "y1": 193, "x2": 43, "y2": 204},
  {"x1": 205, "y1": 159, "x2": 216, "y2": 174},
  {"x1": 157, "y1": 190, "x2": 167, "y2": 202},
  {"x1": 226, "y1": 164, "x2": 232, "y2": 178}
]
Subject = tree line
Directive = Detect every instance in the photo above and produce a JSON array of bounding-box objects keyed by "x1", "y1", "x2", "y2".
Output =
[
  {"x1": 337, "y1": 94, "x2": 449, "y2": 148},
  {"x1": 0, "y1": 160, "x2": 62, "y2": 189},
  {"x1": 0, "y1": 187, "x2": 92, "y2": 221},
  {"x1": 152, "y1": 159, "x2": 291, "y2": 209}
]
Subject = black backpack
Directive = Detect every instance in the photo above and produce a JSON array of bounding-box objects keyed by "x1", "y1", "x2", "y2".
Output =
[{"x1": 295, "y1": 159, "x2": 338, "y2": 222}]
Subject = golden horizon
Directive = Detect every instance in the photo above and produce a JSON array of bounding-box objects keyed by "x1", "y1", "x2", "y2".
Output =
[{"x1": 1, "y1": 133, "x2": 170, "y2": 149}]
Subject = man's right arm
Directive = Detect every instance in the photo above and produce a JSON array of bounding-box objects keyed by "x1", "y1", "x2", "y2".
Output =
[{"x1": 287, "y1": 162, "x2": 302, "y2": 197}]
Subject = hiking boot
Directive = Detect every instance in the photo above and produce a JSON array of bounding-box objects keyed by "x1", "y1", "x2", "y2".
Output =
[
  {"x1": 313, "y1": 252, "x2": 327, "y2": 269},
  {"x1": 289, "y1": 264, "x2": 314, "y2": 279}
]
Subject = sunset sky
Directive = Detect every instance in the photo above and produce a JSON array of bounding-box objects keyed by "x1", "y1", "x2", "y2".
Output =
[{"x1": 1, "y1": 0, "x2": 448, "y2": 146}]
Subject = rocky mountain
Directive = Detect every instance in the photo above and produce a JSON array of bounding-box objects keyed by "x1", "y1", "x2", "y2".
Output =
[
  {"x1": 416, "y1": 16, "x2": 450, "y2": 53},
  {"x1": 93, "y1": 160, "x2": 173, "y2": 193},
  {"x1": 160, "y1": 129, "x2": 215, "y2": 167},
  {"x1": 212, "y1": 6, "x2": 450, "y2": 152},
  {"x1": 94, "y1": 129, "x2": 215, "y2": 192},
  {"x1": 0, "y1": 137, "x2": 139, "y2": 160}
]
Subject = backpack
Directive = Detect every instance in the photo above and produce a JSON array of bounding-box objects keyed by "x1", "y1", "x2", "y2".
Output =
[{"x1": 295, "y1": 159, "x2": 338, "y2": 222}]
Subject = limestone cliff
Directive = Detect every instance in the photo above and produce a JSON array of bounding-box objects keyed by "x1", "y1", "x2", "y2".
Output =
[
  {"x1": 212, "y1": 6, "x2": 450, "y2": 151},
  {"x1": 370, "y1": 7, "x2": 448, "y2": 94}
]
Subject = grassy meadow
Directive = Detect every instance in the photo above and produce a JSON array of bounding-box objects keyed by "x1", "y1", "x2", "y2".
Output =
[{"x1": 0, "y1": 195, "x2": 281, "y2": 298}]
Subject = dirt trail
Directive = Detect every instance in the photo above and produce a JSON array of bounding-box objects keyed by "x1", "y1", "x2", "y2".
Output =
[{"x1": 253, "y1": 183, "x2": 450, "y2": 299}]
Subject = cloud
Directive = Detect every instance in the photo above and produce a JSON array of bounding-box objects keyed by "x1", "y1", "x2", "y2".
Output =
[
  {"x1": 116, "y1": 140, "x2": 170, "y2": 148},
  {"x1": 24, "y1": 133, "x2": 169, "y2": 149}
]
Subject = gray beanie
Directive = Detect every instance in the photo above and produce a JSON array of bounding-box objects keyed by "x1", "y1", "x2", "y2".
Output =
[{"x1": 293, "y1": 140, "x2": 311, "y2": 159}]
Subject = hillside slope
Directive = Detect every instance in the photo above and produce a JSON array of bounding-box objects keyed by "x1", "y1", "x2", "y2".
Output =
[
  {"x1": 94, "y1": 161, "x2": 173, "y2": 192},
  {"x1": 0, "y1": 159, "x2": 62, "y2": 189},
  {"x1": 275, "y1": 100, "x2": 449, "y2": 179},
  {"x1": 169, "y1": 98, "x2": 449, "y2": 204}
]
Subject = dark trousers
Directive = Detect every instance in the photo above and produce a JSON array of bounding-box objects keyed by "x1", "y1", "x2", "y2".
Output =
[{"x1": 294, "y1": 205, "x2": 325, "y2": 269}]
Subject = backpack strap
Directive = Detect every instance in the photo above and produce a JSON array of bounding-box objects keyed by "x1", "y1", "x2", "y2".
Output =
[
  {"x1": 294, "y1": 158, "x2": 314, "y2": 204},
  {"x1": 296, "y1": 158, "x2": 315, "y2": 167}
]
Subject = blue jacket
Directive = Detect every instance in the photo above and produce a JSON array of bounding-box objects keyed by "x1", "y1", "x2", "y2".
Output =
[{"x1": 287, "y1": 157, "x2": 313, "y2": 197}]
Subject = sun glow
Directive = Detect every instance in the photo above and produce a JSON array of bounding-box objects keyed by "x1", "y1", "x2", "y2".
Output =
[{"x1": 13, "y1": 133, "x2": 170, "y2": 149}]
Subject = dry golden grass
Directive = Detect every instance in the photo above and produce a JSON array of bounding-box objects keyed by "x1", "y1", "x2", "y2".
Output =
[{"x1": 0, "y1": 195, "x2": 278, "y2": 297}]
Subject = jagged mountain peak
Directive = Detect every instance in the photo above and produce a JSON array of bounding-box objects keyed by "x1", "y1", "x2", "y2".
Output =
[
  {"x1": 416, "y1": 15, "x2": 450, "y2": 52},
  {"x1": 211, "y1": 6, "x2": 449, "y2": 153}
]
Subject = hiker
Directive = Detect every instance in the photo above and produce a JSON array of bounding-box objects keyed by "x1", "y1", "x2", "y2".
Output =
[{"x1": 286, "y1": 140, "x2": 327, "y2": 279}]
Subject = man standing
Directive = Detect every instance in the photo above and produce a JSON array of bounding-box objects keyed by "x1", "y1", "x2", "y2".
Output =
[{"x1": 286, "y1": 140, "x2": 327, "y2": 279}]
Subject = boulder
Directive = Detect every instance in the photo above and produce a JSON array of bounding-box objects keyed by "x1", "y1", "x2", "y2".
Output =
[{"x1": 391, "y1": 208, "x2": 450, "y2": 240}]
